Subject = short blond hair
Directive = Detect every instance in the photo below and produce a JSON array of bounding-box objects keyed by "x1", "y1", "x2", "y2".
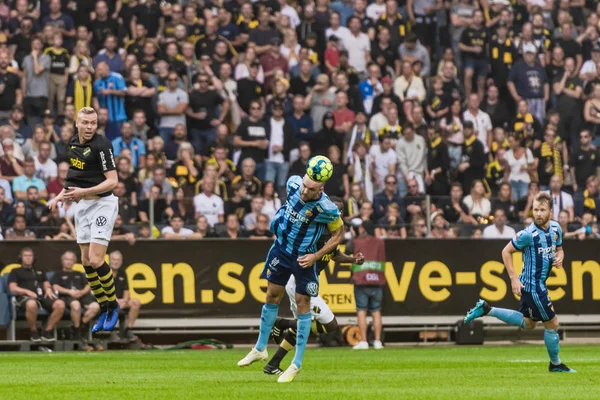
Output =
[{"x1": 77, "y1": 107, "x2": 97, "y2": 119}]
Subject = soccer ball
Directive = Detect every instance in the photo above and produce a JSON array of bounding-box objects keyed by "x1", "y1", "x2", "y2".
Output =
[{"x1": 306, "y1": 156, "x2": 333, "y2": 182}]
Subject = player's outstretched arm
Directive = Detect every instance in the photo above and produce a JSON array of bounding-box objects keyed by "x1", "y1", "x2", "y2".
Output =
[
  {"x1": 502, "y1": 241, "x2": 525, "y2": 296},
  {"x1": 333, "y1": 251, "x2": 364, "y2": 265},
  {"x1": 49, "y1": 188, "x2": 67, "y2": 211}
]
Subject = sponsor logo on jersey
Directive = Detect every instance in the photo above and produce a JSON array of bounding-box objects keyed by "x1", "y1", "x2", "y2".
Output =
[
  {"x1": 70, "y1": 157, "x2": 85, "y2": 169},
  {"x1": 306, "y1": 281, "x2": 319, "y2": 297},
  {"x1": 95, "y1": 216, "x2": 108, "y2": 227},
  {"x1": 100, "y1": 151, "x2": 107, "y2": 170},
  {"x1": 270, "y1": 257, "x2": 280, "y2": 268}
]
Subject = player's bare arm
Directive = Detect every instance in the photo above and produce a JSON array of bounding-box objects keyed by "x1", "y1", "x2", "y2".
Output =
[
  {"x1": 333, "y1": 251, "x2": 364, "y2": 265},
  {"x1": 553, "y1": 246, "x2": 564, "y2": 268},
  {"x1": 64, "y1": 170, "x2": 118, "y2": 202},
  {"x1": 501, "y1": 241, "x2": 525, "y2": 296},
  {"x1": 298, "y1": 225, "x2": 344, "y2": 268}
]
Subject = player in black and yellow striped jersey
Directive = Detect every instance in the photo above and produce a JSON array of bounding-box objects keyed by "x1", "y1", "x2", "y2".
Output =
[
  {"x1": 44, "y1": 32, "x2": 69, "y2": 116},
  {"x1": 264, "y1": 197, "x2": 365, "y2": 376},
  {"x1": 485, "y1": 146, "x2": 506, "y2": 196}
]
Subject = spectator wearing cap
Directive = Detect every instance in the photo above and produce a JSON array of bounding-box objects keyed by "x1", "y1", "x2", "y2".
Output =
[
  {"x1": 324, "y1": 35, "x2": 341, "y2": 75},
  {"x1": 458, "y1": 121, "x2": 486, "y2": 193},
  {"x1": 22, "y1": 36, "x2": 51, "y2": 127},
  {"x1": 429, "y1": 211, "x2": 456, "y2": 239},
  {"x1": 0, "y1": 51, "x2": 22, "y2": 122},
  {"x1": 399, "y1": 32, "x2": 431, "y2": 77},
  {"x1": 187, "y1": 73, "x2": 227, "y2": 155},
  {"x1": 482, "y1": 208, "x2": 516, "y2": 238},
  {"x1": 508, "y1": 42, "x2": 549, "y2": 123},
  {"x1": 265, "y1": 100, "x2": 295, "y2": 191},
  {"x1": 553, "y1": 57, "x2": 583, "y2": 147}
]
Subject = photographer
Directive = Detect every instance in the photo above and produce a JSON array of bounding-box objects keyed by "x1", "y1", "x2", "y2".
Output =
[{"x1": 350, "y1": 219, "x2": 386, "y2": 350}]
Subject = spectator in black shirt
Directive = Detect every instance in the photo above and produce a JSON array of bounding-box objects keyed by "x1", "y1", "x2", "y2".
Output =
[
  {"x1": 553, "y1": 57, "x2": 583, "y2": 146},
  {"x1": 458, "y1": 10, "x2": 488, "y2": 99},
  {"x1": 138, "y1": 184, "x2": 168, "y2": 223},
  {"x1": 187, "y1": 73, "x2": 228, "y2": 155},
  {"x1": 289, "y1": 59, "x2": 315, "y2": 96},
  {"x1": 553, "y1": 22, "x2": 583, "y2": 73},
  {"x1": 234, "y1": 100, "x2": 270, "y2": 179},
  {"x1": 249, "y1": 9, "x2": 280, "y2": 56},
  {"x1": 437, "y1": 182, "x2": 473, "y2": 225},
  {"x1": 492, "y1": 182, "x2": 519, "y2": 222},
  {"x1": 124, "y1": 64, "x2": 156, "y2": 126},
  {"x1": 225, "y1": 182, "x2": 251, "y2": 220},
  {"x1": 482, "y1": 85, "x2": 511, "y2": 131},
  {"x1": 458, "y1": 121, "x2": 486, "y2": 193},
  {"x1": 371, "y1": 26, "x2": 401, "y2": 78},
  {"x1": 426, "y1": 127, "x2": 450, "y2": 196},
  {"x1": 403, "y1": 178, "x2": 425, "y2": 224},
  {"x1": 51, "y1": 250, "x2": 100, "y2": 345},
  {"x1": 8, "y1": 247, "x2": 66, "y2": 342},
  {"x1": 237, "y1": 62, "x2": 265, "y2": 115},
  {"x1": 89, "y1": 1, "x2": 120, "y2": 53},
  {"x1": 0, "y1": 187, "x2": 14, "y2": 226},
  {"x1": 574, "y1": 175, "x2": 600, "y2": 219},
  {"x1": 0, "y1": 51, "x2": 22, "y2": 121},
  {"x1": 25, "y1": 186, "x2": 48, "y2": 226},
  {"x1": 569, "y1": 130, "x2": 600, "y2": 192}
]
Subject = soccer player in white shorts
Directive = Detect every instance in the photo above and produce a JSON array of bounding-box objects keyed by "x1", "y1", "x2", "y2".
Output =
[{"x1": 50, "y1": 107, "x2": 120, "y2": 333}]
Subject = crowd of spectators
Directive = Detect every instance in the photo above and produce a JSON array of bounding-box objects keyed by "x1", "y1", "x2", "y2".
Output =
[{"x1": 0, "y1": 0, "x2": 600, "y2": 241}]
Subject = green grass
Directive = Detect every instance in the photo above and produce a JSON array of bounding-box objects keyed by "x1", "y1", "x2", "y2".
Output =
[{"x1": 0, "y1": 345, "x2": 599, "y2": 399}]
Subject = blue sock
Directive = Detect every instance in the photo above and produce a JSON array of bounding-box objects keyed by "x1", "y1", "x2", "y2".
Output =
[
  {"x1": 489, "y1": 307, "x2": 526, "y2": 329},
  {"x1": 292, "y1": 313, "x2": 312, "y2": 368},
  {"x1": 255, "y1": 303, "x2": 279, "y2": 351},
  {"x1": 544, "y1": 329, "x2": 561, "y2": 365}
]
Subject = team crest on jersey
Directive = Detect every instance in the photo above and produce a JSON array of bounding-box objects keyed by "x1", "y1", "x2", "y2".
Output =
[
  {"x1": 306, "y1": 282, "x2": 319, "y2": 297},
  {"x1": 316, "y1": 205, "x2": 323, "y2": 213},
  {"x1": 554, "y1": 234, "x2": 558, "y2": 241},
  {"x1": 305, "y1": 210, "x2": 313, "y2": 217},
  {"x1": 83, "y1": 147, "x2": 91, "y2": 157}
]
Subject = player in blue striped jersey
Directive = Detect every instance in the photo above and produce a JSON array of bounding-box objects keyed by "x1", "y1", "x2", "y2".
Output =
[
  {"x1": 237, "y1": 174, "x2": 344, "y2": 383},
  {"x1": 464, "y1": 192, "x2": 576, "y2": 373}
]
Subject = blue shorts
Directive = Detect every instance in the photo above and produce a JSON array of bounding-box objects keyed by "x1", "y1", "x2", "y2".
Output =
[
  {"x1": 519, "y1": 290, "x2": 556, "y2": 322},
  {"x1": 354, "y1": 286, "x2": 383, "y2": 312},
  {"x1": 463, "y1": 57, "x2": 488, "y2": 78},
  {"x1": 261, "y1": 244, "x2": 320, "y2": 297}
]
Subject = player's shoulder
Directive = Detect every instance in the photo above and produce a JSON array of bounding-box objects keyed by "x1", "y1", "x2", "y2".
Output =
[
  {"x1": 549, "y1": 220, "x2": 562, "y2": 233},
  {"x1": 316, "y1": 193, "x2": 339, "y2": 214},
  {"x1": 90, "y1": 133, "x2": 112, "y2": 148}
]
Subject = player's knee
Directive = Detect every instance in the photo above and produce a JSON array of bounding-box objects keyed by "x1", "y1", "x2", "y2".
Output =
[
  {"x1": 88, "y1": 302, "x2": 100, "y2": 314},
  {"x1": 25, "y1": 300, "x2": 38, "y2": 312},
  {"x1": 70, "y1": 301, "x2": 81, "y2": 312},
  {"x1": 545, "y1": 317, "x2": 559, "y2": 330},
  {"x1": 324, "y1": 319, "x2": 338, "y2": 333},
  {"x1": 89, "y1": 254, "x2": 105, "y2": 268},
  {"x1": 266, "y1": 291, "x2": 283, "y2": 304},
  {"x1": 524, "y1": 320, "x2": 537, "y2": 330}
]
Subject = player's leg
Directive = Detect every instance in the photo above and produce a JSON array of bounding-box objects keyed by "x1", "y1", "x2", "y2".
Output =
[
  {"x1": 464, "y1": 298, "x2": 526, "y2": 329},
  {"x1": 123, "y1": 298, "x2": 141, "y2": 339},
  {"x1": 271, "y1": 277, "x2": 300, "y2": 344},
  {"x1": 91, "y1": 197, "x2": 121, "y2": 331},
  {"x1": 290, "y1": 292, "x2": 311, "y2": 368},
  {"x1": 537, "y1": 292, "x2": 575, "y2": 372},
  {"x1": 369, "y1": 287, "x2": 384, "y2": 349},
  {"x1": 82, "y1": 298, "x2": 100, "y2": 325}
]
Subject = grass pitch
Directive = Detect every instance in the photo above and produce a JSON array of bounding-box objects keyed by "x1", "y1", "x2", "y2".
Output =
[{"x1": 0, "y1": 345, "x2": 598, "y2": 400}]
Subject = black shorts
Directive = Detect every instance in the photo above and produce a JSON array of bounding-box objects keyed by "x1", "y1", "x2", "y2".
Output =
[
  {"x1": 16, "y1": 296, "x2": 60, "y2": 313},
  {"x1": 60, "y1": 294, "x2": 96, "y2": 308}
]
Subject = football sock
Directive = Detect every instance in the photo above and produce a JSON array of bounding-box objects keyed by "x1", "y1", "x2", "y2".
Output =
[
  {"x1": 544, "y1": 329, "x2": 561, "y2": 365},
  {"x1": 311, "y1": 320, "x2": 328, "y2": 335},
  {"x1": 84, "y1": 265, "x2": 108, "y2": 310},
  {"x1": 489, "y1": 307, "x2": 526, "y2": 329},
  {"x1": 292, "y1": 313, "x2": 311, "y2": 368},
  {"x1": 255, "y1": 303, "x2": 279, "y2": 352},
  {"x1": 96, "y1": 263, "x2": 118, "y2": 310},
  {"x1": 268, "y1": 329, "x2": 296, "y2": 367}
]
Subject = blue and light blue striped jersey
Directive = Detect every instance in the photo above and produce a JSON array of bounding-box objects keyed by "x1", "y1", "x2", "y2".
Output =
[
  {"x1": 270, "y1": 176, "x2": 341, "y2": 256},
  {"x1": 94, "y1": 72, "x2": 127, "y2": 122},
  {"x1": 511, "y1": 221, "x2": 563, "y2": 292}
]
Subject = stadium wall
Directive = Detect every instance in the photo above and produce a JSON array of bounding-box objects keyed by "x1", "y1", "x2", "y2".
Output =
[{"x1": 0, "y1": 240, "x2": 599, "y2": 318}]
